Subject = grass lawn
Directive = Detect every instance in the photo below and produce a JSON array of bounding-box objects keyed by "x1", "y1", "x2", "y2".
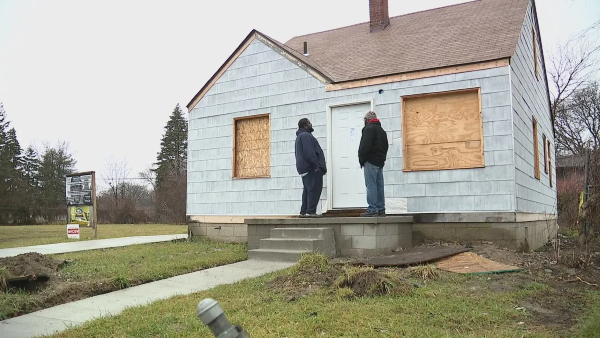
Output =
[
  {"x1": 578, "y1": 292, "x2": 600, "y2": 337},
  {"x1": 0, "y1": 223, "x2": 187, "y2": 248},
  {"x1": 0, "y1": 239, "x2": 247, "y2": 319},
  {"x1": 42, "y1": 254, "x2": 600, "y2": 338}
]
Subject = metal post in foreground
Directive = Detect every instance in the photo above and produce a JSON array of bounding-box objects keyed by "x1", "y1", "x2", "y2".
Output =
[{"x1": 197, "y1": 298, "x2": 250, "y2": 338}]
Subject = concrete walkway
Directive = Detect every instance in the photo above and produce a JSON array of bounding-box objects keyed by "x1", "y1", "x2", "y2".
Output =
[
  {"x1": 0, "y1": 234, "x2": 188, "y2": 258},
  {"x1": 1, "y1": 259, "x2": 294, "y2": 338}
]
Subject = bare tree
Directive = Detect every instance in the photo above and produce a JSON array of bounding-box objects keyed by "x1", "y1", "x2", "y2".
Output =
[
  {"x1": 102, "y1": 157, "x2": 130, "y2": 211},
  {"x1": 139, "y1": 167, "x2": 157, "y2": 191},
  {"x1": 555, "y1": 82, "x2": 600, "y2": 154},
  {"x1": 549, "y1": 20, "x2": 600, "y2": 153}
]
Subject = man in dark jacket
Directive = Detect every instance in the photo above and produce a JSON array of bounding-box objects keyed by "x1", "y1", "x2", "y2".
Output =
[
  {"x1": 295, "y1": 118, "x2": 327, "y2": 218},
  {"x1": 358, "y1": 111, "x2": 389, "y2": 217}
]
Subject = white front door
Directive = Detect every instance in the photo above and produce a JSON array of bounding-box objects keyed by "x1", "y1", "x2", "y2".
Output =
[{"x1": 331, "y1": 103, "x2": 371, "y2": 209}]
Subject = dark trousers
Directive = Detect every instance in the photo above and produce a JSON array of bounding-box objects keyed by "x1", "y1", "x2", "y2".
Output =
[{"x1": 300, "y1": 169, "x2": 324, "y2": 215}]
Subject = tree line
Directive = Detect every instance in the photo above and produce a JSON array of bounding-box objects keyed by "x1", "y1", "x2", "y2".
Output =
[
  {"x1": 549, "y1": 20, "x2": 599, "y2": 241},
  {"x1": 0, "y1": 103, "x2": 187, "y2": 225}
]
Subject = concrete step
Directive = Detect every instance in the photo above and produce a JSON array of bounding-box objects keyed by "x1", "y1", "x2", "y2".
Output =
[
  {"x1": 259, "y1": 238, "x2": 327, "y2": 251},
  {"x1": 248, "y1": 249, "x2": 310, "y2": 262},
  {"x1": 270, "y1": 227, "x2": 334, "y2": 240}
]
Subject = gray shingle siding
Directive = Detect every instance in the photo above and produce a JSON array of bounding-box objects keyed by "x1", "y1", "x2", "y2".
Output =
[
  {"x1": 187, "y1": 38, "x2": 517, "y2": 216},
  {"x1": 510, "y1": 0, "x2": 557, "y2": 214}
]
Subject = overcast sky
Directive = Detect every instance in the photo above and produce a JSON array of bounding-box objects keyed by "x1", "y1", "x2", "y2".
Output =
[{"x1": 0, "y1": 0, "x2": 598, "y2": 190}]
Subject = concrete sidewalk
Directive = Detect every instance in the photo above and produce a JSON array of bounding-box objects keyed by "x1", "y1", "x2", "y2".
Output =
[
  {"x1": 0, "y1": 234, "x2": 188, "y2": 258},
  {"x1": 0, "y1": 259, "x2": 294, "y2": 338}
]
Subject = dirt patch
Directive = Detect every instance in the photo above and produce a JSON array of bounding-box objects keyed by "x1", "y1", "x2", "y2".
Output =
[
  {"x1": 0, "y1": 253, "x2": 125, "y2": 319},
  {"x1": 0, "y1": 253, "x2": 63, "y2": 278},
  {"x1": 334, "y1": 266, "x2": 413, "y2": 297},
  {"x1": 269, "y1": 254, "x2": 417, "y2": 301},
  {"x1": 268, "y1": 258, "x2": 342, "y2": 301},
  {"x1": 422, "y1": 237, "x2": 600, "y2": 334}
]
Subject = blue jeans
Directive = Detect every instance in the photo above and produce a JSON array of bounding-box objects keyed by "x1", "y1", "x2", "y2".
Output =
[{"x1": 363, "y1": 162, "x2": 385, "y2": 213}]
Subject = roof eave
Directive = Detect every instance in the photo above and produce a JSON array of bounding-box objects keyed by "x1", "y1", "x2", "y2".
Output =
[
  {"x1": 186, "y1": 29, "x2": 258, "y2": 111},
  {"x1": 186, "y1": 30, "x2": 333, "y2": 112},
  {"x1": 325, "y1": 58, "x2": 511, "y2": 92}
]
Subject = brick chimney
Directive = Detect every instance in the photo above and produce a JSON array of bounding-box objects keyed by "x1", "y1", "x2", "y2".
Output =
[{"x1": 369, "y1": 0, "x2": 390, "y2": 32}]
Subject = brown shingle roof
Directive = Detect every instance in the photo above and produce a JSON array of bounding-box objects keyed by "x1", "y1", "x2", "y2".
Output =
[{"x1": 284, "y1": 0, "x2": 529, "y2": 83}]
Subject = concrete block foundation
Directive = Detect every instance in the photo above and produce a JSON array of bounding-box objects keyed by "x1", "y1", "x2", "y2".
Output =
[
  {"x1": 246, "y1": 217, "x2": 413, "y2": 257},
  {"x1": 188, "y1": 212, "x2": 557, "y2": 256},
  {"x1": 412, "y1": 212, "x2": 557, "y2": 251},
  {"x1": 189, "y1": 223, "x2": 247, "y2": 243}
]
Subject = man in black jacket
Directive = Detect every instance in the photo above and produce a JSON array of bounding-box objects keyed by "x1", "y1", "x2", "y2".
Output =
[
  {"x1": 295, "y1": 118, "x2": 327, "y2": 218},
  {"x1": 358, "y1": 111, "x2": 389, "y2": 217}
]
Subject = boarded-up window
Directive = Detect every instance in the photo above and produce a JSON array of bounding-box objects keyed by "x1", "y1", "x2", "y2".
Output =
[
  {"x1": 543, "y1": 134, "x2": 548, "y2": 173},
  {"x1": 532, "y1": 27, "x2": 538, "y2": 80},
  {"x1": 402, "y1": 88, "x2": 484, "y2": 172},
  {"x1": 532, "y1": 117, "x2": 540, "y2": 180},
  {"x1": 233, "y1": 114, "x2": 270, "y2": 178},
  {"x1": 548, "y1": 140, "x2": 553, "y2": 187}
]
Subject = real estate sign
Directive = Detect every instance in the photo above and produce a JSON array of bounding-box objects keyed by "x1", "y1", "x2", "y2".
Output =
[
  {"x1": 65, "y1": 171, "x2": 98, "y2": 238},
  {"x1": 67, "y1": 224, "x2": 80, "y2": 239}
]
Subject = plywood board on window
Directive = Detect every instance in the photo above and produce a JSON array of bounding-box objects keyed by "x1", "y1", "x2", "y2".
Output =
[
  {"x1": 543, "y1": 134, "x2": 548, "y2": 173},
  {"x1": 405, "y1": 141, "x2": 483, "y2": 171},
  {"x1": 402, "y1": 88, "x2": 484, "y2": 172},
  {"x1": 548, "y1": 140, "x2": 553, "y2": 187},
  {"x1": 233, "y1": 114, "x2": 270, "y2": 178},
  {"x1": 532, "y1": 117, "x2": 540, "y2": 180}
]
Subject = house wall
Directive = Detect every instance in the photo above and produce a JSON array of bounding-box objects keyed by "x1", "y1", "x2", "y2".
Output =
[
  {"x1": 510, "y1": 0, "x2": 557, "y2": 214},
  {"x1": 187, "y1": 38, "x2": 517, "y2": 217}
]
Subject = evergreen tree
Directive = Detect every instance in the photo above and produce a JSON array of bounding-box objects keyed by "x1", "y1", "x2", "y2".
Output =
[
  {"x1": 0, "y1": 102, "x2": 8, "y2": 142},
  {"x1": 0, "y1": 104, "x2": 24, "y2": 223},
  {"x1": 153, "y1": 104, "x2": 188, "y2": 185},
  {"x1": 38, "y1": 143, "x2": 76, "y2": 222},
  {"x1": 19, "y1": 146, "x2": 42, "y2": 223},
  {"x1": 22, "y1": 146, "x2": 41, "y2": 187},
  {"x1": 152, "y1": 104, "x2": 188, "y2": 223},
  {"x1": 4, "y1": 128, "x2": 23, "y2": 170}
]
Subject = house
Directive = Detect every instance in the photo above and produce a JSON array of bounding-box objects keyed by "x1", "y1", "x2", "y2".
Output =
[
  {"x1": 556, "y1": 153, "x2": 600, "y2": 181},
  {"x1": 186, "y1": 0, "x2": 557, "y2": 252}
]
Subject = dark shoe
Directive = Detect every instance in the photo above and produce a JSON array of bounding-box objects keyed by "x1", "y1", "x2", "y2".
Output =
[
  {"x1": 378, "y1": 211, "x2": 386, "y2": 217},
  {"x1": 299, "y1": 214, "x2": 308, "y2": 218},
  {"x1": 306, "y1": 213, "x2": 323, "y2": 218},
  {"x1": 360, "y1": 211, "x2": 379, "y2": 217}
]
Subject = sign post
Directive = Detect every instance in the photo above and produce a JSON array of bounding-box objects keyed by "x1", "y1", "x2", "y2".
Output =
[{"x1": 66, "y1": 171, "x2": 98, "y2": 239}]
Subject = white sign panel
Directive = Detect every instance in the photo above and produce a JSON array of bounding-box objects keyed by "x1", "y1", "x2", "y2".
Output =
[{"x1": 67, "y1": 224, "x2": 80, "y2": 239}]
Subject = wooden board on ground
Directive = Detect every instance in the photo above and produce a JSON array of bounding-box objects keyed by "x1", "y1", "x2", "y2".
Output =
[
  {"x1": 351, "y1": 246, "x2": 471, "y2": 267},
  {"x1": 435, "y1": 252, "x2": 522, "y2": 274}
]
